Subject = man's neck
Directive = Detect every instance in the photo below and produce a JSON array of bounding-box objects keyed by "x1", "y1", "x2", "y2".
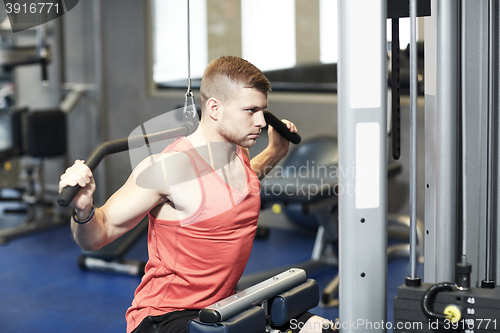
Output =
[{"x1": 188, "y1": 124, "x2": 238, "y2": 169}]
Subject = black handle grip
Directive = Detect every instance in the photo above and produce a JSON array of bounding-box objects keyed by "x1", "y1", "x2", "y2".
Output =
[
  {"x1": 57, "y1": 126, "x2": 191, "y2": 207},
  {"x1": 57, "y1": 137, "x2": 130, "y2": 207},
  {"x1": 263, "y1": 110, "x2": 301, "y2": 144},
  {"x1": 41, "y1": 60, "x2": 49, "y2": 85},
  {"x1": 57, "y1": 184, "x2": 82, "y2": 208}
]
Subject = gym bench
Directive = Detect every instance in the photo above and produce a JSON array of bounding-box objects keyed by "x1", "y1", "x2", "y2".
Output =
[{"x1": 188, "y1": 268, "x2": 322, "y2": 333}]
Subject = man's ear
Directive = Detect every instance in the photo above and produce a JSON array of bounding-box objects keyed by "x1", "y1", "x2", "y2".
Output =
[{"x1": 206, "y1": 97, "x2": 221, "y2": 120}]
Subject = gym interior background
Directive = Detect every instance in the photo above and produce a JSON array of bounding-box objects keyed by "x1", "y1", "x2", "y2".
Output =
[{"x1": 1, "y1": 0, "x2": 432, "y2": 332}]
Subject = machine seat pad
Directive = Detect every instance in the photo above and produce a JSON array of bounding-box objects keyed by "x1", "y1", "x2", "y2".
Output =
[
  {"x1": 269, "y1": 279, "x2": 320, "y2": 327},
  {"x1": 187, "y1": 306, "x2": 266, "y2": 333}
]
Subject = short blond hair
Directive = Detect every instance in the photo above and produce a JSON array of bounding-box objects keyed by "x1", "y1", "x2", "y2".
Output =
[{"x1": 200, "y1": 56, "x2": 271, "y2": 111}]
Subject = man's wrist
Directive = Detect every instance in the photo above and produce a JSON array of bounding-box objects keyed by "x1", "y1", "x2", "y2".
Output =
[
  {"x1": 266, "y1": 144, "x2": 286, "y2": 161},
  {"x1": 73, "y1": 205, "x2": 96, "y2": 224}
]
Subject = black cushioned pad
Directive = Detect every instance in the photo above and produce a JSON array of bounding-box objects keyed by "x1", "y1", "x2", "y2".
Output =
[
  {"x1": 188, "y1": 306, "x2": 266, "y2": 333},
  {"x1": 269, "y1": 279, "x2": 320, "y2": 327}
]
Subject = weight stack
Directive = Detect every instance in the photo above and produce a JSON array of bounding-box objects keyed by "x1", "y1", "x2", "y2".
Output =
[{"x1": 394, "y1": 282, "x2": 500, "y2": 332}]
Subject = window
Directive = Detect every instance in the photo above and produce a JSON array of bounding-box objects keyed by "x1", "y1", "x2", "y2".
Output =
[
  {"x1": 241, "y1": 0, "x2": 296, "y2": 71},
  {"x1": 320, "y1": 0, "x2": 338, "y2": 64},
  {"x1": 152, "y1": 0, "x2": 415, "y2": 92},
  {"x1": 153, "y1": 0, "x2": 207, "y2": 84}
]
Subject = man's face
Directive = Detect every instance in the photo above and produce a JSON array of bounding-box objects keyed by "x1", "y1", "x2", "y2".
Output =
[{"x1": 217, "y1": 87, "x2": 268, "y2": 148}]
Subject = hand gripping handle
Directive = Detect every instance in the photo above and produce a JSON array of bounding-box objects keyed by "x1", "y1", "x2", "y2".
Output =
[
  {"x1": 263, "y1": 110, "x2": 301, "y2": 144},
  {"x1": 57, "y1": 137, "x2": 130, "y2": 207}
]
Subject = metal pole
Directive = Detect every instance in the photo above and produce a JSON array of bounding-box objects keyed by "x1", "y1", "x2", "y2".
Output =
[
  {"x1": 483, "y1": 0, "x2": 495, "y2": 287},
  {"x1": 460, "y1": 0, "x2": 468, "y2": 265},
  {"x1": 435, "y1": 0, "x2": 459, "y2": 283},
  {"x1": 409, "y1": 0, "x2": 418, "y2": 280}
]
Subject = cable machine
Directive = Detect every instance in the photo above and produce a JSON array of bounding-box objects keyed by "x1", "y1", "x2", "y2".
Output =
[
  {"x1": 339, "y1": 0, "x2": 500, "y2": 332},
  {"x1": 391, "y1": 0, "x2": 500, "y2": 332}
]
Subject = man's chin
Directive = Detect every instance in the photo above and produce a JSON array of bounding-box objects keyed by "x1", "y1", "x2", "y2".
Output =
[{"x1": 239, "y1": 139, "x2": 257, "y2": 148}]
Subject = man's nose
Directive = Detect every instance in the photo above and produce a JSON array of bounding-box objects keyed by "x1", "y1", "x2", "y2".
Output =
[{"x1": 255, "y1": 111, "x2": 266, "y2": 128}]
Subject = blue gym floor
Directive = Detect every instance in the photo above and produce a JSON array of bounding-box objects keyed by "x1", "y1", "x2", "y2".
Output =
[{"x1": 0, "y1": 221, "x2": 419, "y2": 333}]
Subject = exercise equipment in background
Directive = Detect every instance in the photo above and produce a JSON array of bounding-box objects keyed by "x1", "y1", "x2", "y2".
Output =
[
  {"x1": 0, "y1": 16, "x2": 51, "y2": 85},
  {"x1": 0, "y1": 17, "x2": 76, "y2": 243},
  {"x1": 393, "y1": 1, "x2": 500, "y2": 331},
  {"x1": 0, "y1": 107, "x2": 71, "y2": 244}
]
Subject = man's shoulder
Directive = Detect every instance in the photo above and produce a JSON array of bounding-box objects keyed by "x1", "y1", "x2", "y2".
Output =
[{"x1": 131, "y1": 149, "x2": 197, "y2": 192}]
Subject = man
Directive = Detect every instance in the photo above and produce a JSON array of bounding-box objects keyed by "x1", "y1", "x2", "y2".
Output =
[{"x1": 59, "y1": 56, "x2": 332, "y2": 333}]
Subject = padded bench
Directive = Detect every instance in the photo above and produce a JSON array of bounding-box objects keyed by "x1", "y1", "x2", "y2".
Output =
[{"x1": 188, "y1": 269, "x2": 320, "y2": 333}]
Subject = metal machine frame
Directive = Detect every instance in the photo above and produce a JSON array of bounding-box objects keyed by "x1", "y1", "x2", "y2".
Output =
[
  {"x1": 338, "y1": 0, "x2": 499, "y2": 331},
  {"x1": 424, "y1": 0, "x2": 499, "y2": 288},
  {"x1": 338, "y1": 0, "x2": 388, "y2": 331}
]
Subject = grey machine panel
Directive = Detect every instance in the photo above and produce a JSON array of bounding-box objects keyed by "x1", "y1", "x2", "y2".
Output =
[{"x1": 338, "y1": 0, "x2": 388, "y2": 331}]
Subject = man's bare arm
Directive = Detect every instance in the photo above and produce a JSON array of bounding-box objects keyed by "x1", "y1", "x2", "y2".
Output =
[
  {"x1": 248, "y1": 147, "x2": 284, "y2": 180},
  {"x1": 61, "y1": 152, "x2": 198, "y2": 251},
  {"x1": 246, "y1": 119, "x2": 297, "y2": 180},
  {"x1": 60, "y1": 157, "x2": 166, "y2": 251}
]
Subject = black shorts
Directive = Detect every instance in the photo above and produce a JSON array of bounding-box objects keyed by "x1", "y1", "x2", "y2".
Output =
[{"x1": 131, "y1": 310, "x2": 200, "y2": 333}]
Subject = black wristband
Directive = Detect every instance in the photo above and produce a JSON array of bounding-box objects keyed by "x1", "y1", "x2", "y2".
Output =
[{"x1": 73, "y1": 206, "x2": 96, "y2": 224}]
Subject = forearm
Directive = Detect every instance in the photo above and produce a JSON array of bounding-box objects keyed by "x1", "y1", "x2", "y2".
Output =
[
  {"x1": 71, "y1": 207, "x2": 109, "y2": 251},
  {"x1": 250, "y1": 146, "x2": 284, "y2": 180},
  {"x1": 62, "y1": 158, "x2": 161, "y2": 252}
]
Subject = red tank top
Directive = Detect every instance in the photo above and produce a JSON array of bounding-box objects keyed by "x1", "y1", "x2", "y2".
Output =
[{"x1": 126, "y1": 137, "x2": 261, "y2": 333}]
